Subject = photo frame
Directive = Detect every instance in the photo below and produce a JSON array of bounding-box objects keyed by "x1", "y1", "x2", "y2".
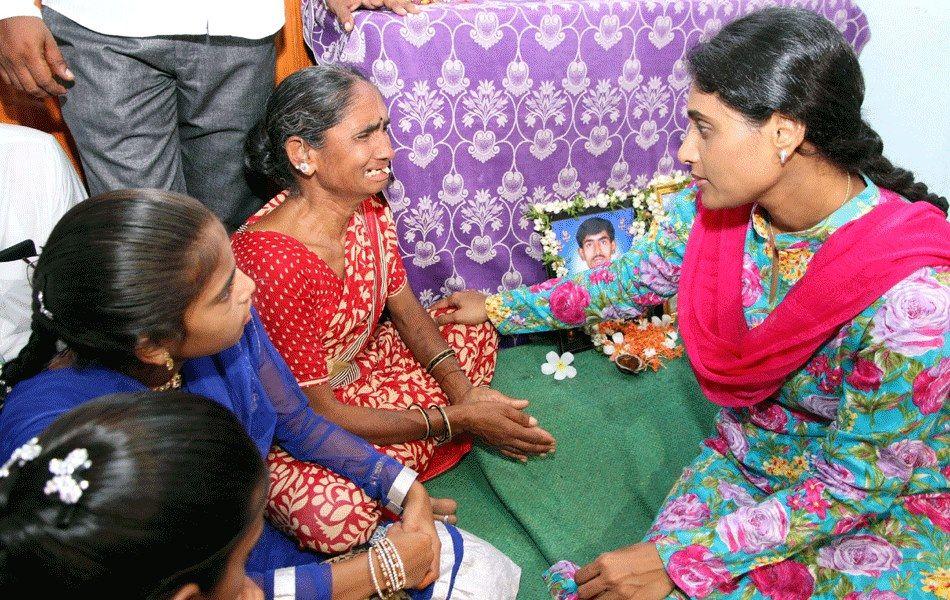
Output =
[{"x1": 524, "y1": 172, "x2": 691, "y2": 355}]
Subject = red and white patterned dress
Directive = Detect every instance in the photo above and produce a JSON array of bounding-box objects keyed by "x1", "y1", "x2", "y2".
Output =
[{"x1": 232, "y1": 193, "x2": 498, "y2": 553}]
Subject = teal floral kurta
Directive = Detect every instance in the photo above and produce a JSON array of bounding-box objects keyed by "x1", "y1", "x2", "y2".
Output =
[{"x1": 489, "y1": 181, "x2": 949, "y2": 599}]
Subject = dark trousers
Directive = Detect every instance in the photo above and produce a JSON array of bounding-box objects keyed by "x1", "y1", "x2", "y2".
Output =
[{"x1": 45, "y1": 7, "x2": 275, "y2": 229}]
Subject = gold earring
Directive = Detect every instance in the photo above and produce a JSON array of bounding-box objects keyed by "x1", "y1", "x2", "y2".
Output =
[{"x1": 165, "y1": 356, "x2": 174, "y2": 371}]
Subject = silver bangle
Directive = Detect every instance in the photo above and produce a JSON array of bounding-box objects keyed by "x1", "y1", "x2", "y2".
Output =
[
  {"x1": 433, "y1": 404, "x2": 452, "y2": 446},
  {"x1": 409, "y1": 403, "x2": 432, "y2": 439}
]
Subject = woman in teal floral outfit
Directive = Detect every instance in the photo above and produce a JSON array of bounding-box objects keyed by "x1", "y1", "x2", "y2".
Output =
[{"x1": 435, "y1": 8, "x2": 949, "y2": 600}]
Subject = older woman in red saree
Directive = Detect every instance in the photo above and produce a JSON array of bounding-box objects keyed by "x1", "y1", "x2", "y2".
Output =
[{"x1": 233, "y1": 64, "x2": 556, "y2": 555}]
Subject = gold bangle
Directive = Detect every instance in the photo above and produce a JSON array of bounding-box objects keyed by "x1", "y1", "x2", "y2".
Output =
[
  {"x1": 425, "y1": 348, "x2": 454, "y2": 373},
  {"x1": 433, "y1": 404, "x2": 452, "y2": 446}
]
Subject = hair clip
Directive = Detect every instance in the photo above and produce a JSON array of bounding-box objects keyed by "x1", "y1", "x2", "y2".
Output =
[
  {"x1": 0, "y1": 437, "x2": 42, "y2": 478},
  {"x1": 37, "y1": 291, "x2": 54, "y2": 320},
  {"x1": 44, "y1": 448, "x2": 91, "y2": 505}
]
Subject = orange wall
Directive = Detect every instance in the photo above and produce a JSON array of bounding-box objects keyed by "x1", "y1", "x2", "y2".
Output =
[{"x1": 0, "y1": 0, "x2": 314, "y2": 178}]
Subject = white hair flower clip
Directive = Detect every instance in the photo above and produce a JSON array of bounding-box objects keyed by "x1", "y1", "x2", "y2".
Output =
[
  {"x1": 0, "y1": 437, "x2": 42, "y2": 477},
  {"x1": 44, "y1": 448, "x2": 92, "y2": 505}
]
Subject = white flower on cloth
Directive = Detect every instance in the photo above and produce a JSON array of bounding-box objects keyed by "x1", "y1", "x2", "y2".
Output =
[
  {"x1": 541, "y1": 351, "x2": 577, "y2": 380},
  {"x1": 603, "y1": 331, "x2": 625, "y2": 356},
  {"x1": 663, "y1": 331, "x2": 679, "y2": 349}
]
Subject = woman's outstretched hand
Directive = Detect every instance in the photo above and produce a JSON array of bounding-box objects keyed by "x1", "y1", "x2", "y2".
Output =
[
  {"x1": 575, "y1": 543, "x2": 674, "y2": 599},
  {"x1": 432, "y1": 291, "x2": 490, "y2": 326},
  {"x1": 458, "y1": 387, "x2": 556, "y2": 461}
]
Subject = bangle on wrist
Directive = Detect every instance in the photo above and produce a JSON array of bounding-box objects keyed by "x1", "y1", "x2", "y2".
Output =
[
  {"x1": 433, "y1": 404, "x2": 453, "y2": 446},
  {"x1": 409, "y1": 402, "x2": 432, "y2": 439},
  {"x1": 368, "y1": 546, "x2": 386, "y2": 598},
  {"x1": 425, "y1": 348, "x2": 454, "y2": 373}
]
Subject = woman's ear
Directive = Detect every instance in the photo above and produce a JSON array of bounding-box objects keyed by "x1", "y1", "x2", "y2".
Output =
[
  {"x1": 170, "y1": 583, "x2": 205, "y2": 600},
  {"x1": 284, "y1": 136, "x2": 317, "y2": 174},
  {"x1": 769, "y1": 112, "x2": 807, "y2": 158}
]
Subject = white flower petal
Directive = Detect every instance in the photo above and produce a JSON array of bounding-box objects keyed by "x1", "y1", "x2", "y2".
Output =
[
  {"x1": 611, "y1": 332, "x2": 625, "y2": 344},
  {"x1": 545, "y1": 351, "x2": 560, "y2": 364},
  {"x1": 565, "y1": 366, "x2": 577, "y2": 379},
  {"x1": 541, "y1": 363, "x2": 557, "y2": 375},
  {"x1": 561, "y1": 352, "x2": 574, "y2": 365}
]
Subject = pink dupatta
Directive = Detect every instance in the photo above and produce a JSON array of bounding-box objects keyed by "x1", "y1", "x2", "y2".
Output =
[{"x1": 678, "y1": 188, "x2": 950, "y2": 408}]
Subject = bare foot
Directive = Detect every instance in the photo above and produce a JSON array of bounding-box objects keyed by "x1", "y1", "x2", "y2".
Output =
[{"x1": 431, "y1": 497, "x2": 458, "y2": 525}]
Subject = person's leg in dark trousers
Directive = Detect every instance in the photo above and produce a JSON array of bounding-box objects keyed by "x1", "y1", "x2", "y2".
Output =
[
  {"x1": 43, "y1": 7, "x2": 187, "y2": 197},
  {"x1": 175, "y1": 36, "x2": 275, "y2": 230}
]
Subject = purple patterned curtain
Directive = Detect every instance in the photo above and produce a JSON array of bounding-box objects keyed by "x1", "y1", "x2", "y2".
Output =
[{"x1": 303, "y1": 0, "x2": 870, "y2": 303}]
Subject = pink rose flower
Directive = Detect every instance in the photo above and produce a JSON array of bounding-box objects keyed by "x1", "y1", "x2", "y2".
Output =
[
  {"x1": 529, "y1": 277, "x2": 562, "y2": 293},
  {"x1": 817, "y1": 534, "x2": 902, "y2": 576},
  {"x1": 845, "y1": 357, "x2": 883, "y2": 392},
  {"x1": 655, "y1": 493, "x2": 711, "y2": 531},
  {"x1": 716, "y1": 411, "x2": 749, "y2": 461},
  {"x1": 548, "y1": 281, "x2": 591, "y2": 325},
  {"x1": 665, "y1": 545, "x2": 732, "y2": 598},
  {"x1": 715, "y1": 498, "x2": 790, "y2": 553},
  {"x1": 904, "y1": 493, "x2": 950, "y2": 532},
  {"x1": 806, "y1": 354, "x2": 831, "y2": 377},
  {"x1": 871, "y1": 269, "x2": 950, "y2": 356},
  {"x1": 749, "y1": 403, "x2": 789, "y2": 433},
  {"x1": 844, "y1": 591, "x2": 905, "y2": 600},
  {"x1": 632, "y1": 292, "x2": 664, "y2": 306},
  {"x1": 703, "y1": 435, "x2": 729, "y2": 456},
  {"x1": 741, "y1": 254, "x2": 764, "y2": 308},
  {"x1": 911, "y1": 357, "x2": 950, "y2": 415},
  {"x1": 749, "y1": 560, "x2": 814, "y2": 600},
  {"x1": 588, "y1": 267, "x2": 615, "y2": 285},
  {"x1": 818, "y1": 367, "x2": 843, "y2": 394},
  {"x1": 832, "y1": 513, "x2": 871, "y2": 536},
  {"x1": 876, "y1": 439, "x2": 938, "y2": 481}
]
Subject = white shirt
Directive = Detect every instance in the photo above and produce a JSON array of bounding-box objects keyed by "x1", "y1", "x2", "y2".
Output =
[
  {"x1": 0, "y1": 1, "x2": 285, "y2": 40},
  {"x1": 0, "y1": 124, "x2": 86, "y2": 364}
]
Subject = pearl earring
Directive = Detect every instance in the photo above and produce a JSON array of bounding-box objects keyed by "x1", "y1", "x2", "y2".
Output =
[
  {"x1": 778, "y1": 149, "x2": 788, "y2": 165},
  {"x1": 298, "y1": 163, "x2": 309, "y2": 173}
]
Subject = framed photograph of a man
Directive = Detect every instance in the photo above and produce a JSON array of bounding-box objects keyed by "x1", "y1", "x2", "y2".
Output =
[{"x1": 550, "y1": 208, "x2": 635, "y2": 277}]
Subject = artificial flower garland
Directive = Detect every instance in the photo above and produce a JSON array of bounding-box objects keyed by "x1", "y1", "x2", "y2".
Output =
[{"x1": 588, "y1": 314, "x2": 683, "y2": 372}]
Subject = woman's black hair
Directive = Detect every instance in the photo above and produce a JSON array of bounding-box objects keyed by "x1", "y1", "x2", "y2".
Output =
[
  {"x1": 0, "y1": 391, "x2": 267, "y2": 598},
  {"x1": 245, "y1": 63, "x2": 371, "y2": 189},
  {"x1": 1, "y1": 189, "x2": 220, "y2": 392},
  {"x1": 687, "y1": 7, "x2": 947, "y2": 213}
]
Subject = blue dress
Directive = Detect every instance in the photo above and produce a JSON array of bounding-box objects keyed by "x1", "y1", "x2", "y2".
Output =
[{"x1": 0, "y1": 310, "x2": 461, "y2": 600}]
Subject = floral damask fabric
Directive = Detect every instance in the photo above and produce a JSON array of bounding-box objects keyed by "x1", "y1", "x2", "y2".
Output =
[
  {"x1": 233, "y1": 195, "x2": 499, "y2": 553},
  {"x1": 488, "y1": 182, "x2": 949, "y2": 598},
  {"x1": 302, "y1": 0, "x2": 869, "y2": 304}
]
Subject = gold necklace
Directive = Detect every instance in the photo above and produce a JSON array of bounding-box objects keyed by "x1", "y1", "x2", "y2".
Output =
[
  {"x1": 766, "y1": 173, "x2": 852, "y2": 305},
  {"x1": 152, "y1": 373, "x2": 182, "y2": 391}
]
